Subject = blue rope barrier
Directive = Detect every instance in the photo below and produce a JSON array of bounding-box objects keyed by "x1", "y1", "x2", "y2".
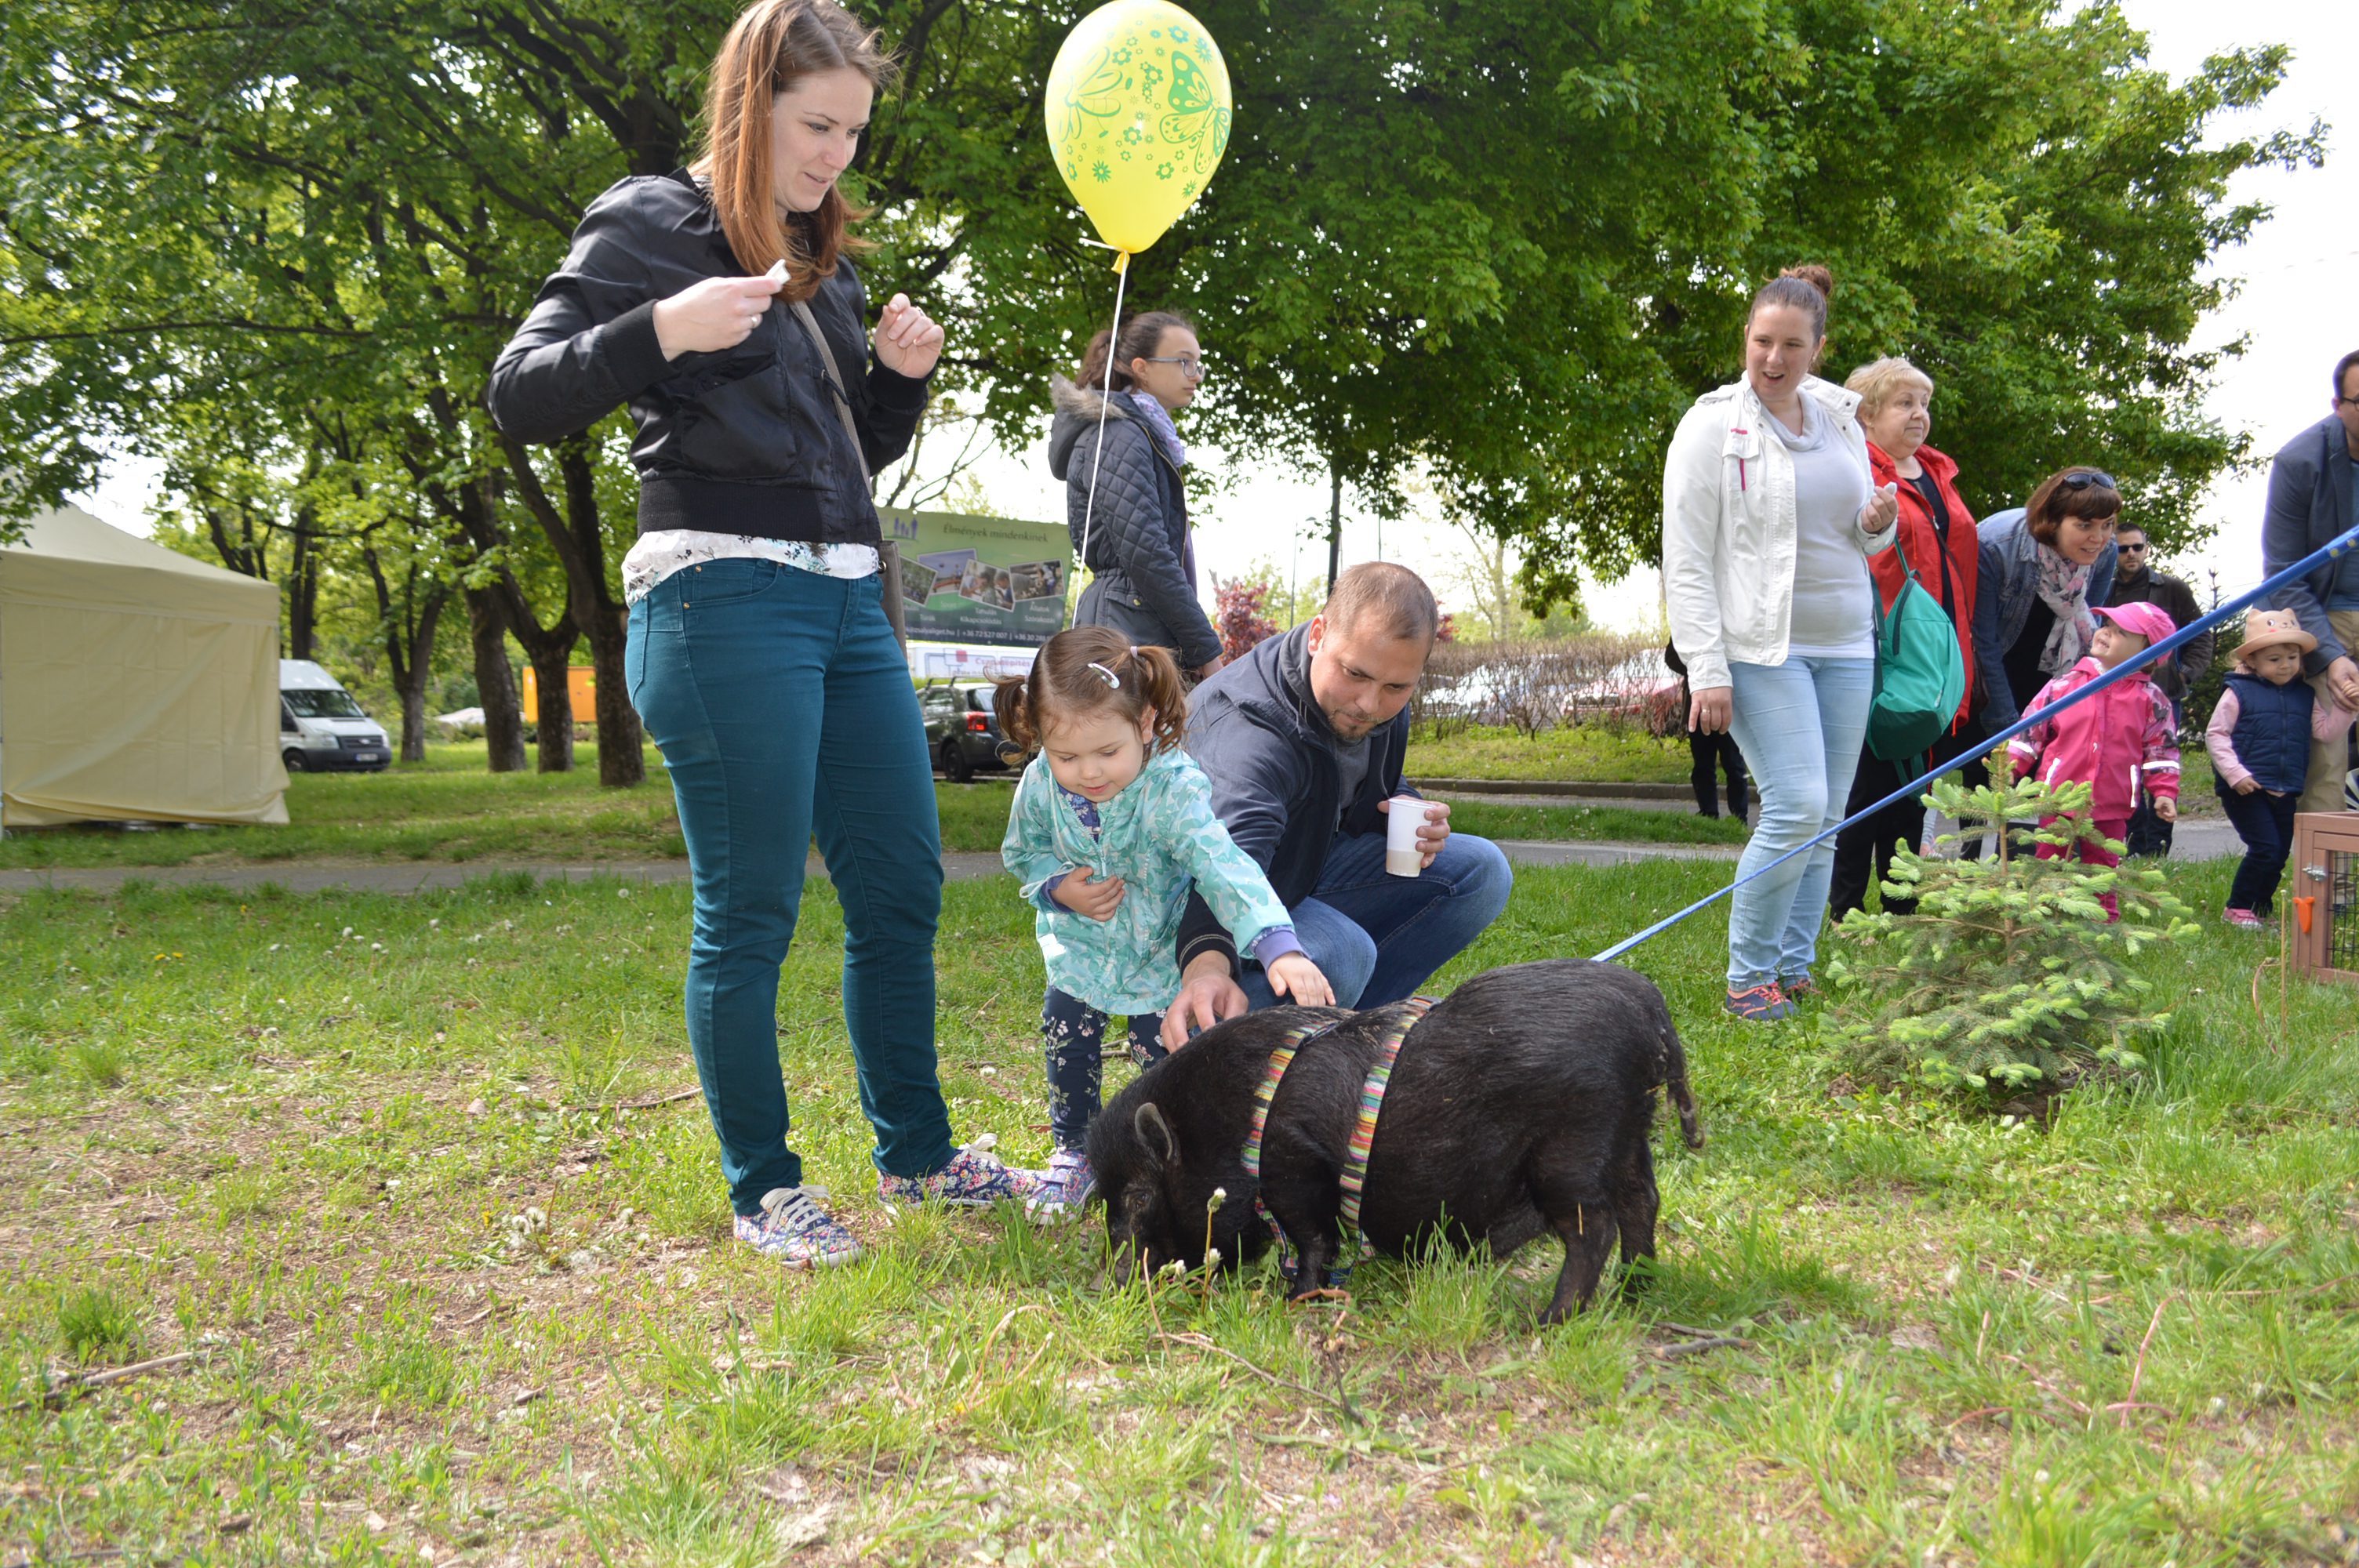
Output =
[{"x1": 1591, "y1": 519, "x2": 2359, "y2": 964}]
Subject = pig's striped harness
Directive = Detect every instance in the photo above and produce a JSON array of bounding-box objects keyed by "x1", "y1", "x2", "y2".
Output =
[{"x1": 1238, "y1": 996, "x2": 1434, "y2": 1290}]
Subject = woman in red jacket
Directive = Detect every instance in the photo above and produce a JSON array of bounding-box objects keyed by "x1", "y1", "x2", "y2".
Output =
[{"x1": 1829, "y1": 357, "x2": 1981, "y2": 920}]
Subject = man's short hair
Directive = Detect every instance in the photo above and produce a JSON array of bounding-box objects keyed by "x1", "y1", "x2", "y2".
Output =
[
  {"x1": 1322, "y1": 562, "x2": 1438, "y2": 644},
  {"x1": 2335, "y1": 350, "x2": 2359, "y2": 402}
]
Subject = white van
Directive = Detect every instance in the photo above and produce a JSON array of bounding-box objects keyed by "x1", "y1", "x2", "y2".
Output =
[{"x1": 278, "y1": 660, "x2": 391, "y2": 772}]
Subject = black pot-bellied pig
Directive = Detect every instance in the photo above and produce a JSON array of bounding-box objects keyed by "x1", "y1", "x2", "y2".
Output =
[
  {"x1": 1089, "y1": 960, "x2": 1702, "y2": 1324},
  {"x1": 1089, "y1": 1003, "x2": 1356, "y2": 1287}
]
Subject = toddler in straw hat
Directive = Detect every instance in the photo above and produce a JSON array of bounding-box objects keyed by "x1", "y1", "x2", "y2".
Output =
[{"x1": 2207, "y1": 608, "x2": 2359, "y2": 929}]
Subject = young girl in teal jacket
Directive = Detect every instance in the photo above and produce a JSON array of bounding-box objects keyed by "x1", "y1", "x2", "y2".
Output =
[{"x1": 996, "y1": 627, "x2": 1332, "y2": 1218}]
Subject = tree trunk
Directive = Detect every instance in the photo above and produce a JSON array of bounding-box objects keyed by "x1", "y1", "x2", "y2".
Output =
[
  {"x1": 361, "y1": 538, "x2": 449, "y2": 765},
  {"x1": 499, "y1": 434, "x2": 643, "y2": 786},
  {"x1": 285, "y1": 508, "x2": 320, "y2": 660},
  {"x1": 467, "y1": 586, "x2": 528, "y2": 773},
  {"x1": 582, "y1": 601, "x2": 642, "y2": 786},
  {"x1": 526, "y1": 640, "x2": 576, "y2": 773},
  {"x1": 1326, "y1": 466, "x2": 1343, "y2": 596}
]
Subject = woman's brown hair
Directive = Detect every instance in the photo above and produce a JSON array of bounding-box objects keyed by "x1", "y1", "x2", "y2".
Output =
[
  {"x1": 2023, "y1": 468, "x2": 2123, "y2": 546},
  {"x1": 1074, "y1": 310, "x2": 1197, "y2": 394},
  {"x1": 994, "y1": 626, "x2": 1189, "y2": 759},
  {"x1": 692, "y1": 0, "x2": 896, "y2": 301},
  {"x1": 1747, "y1": 263, "x2": 1834, "y2": 359}
]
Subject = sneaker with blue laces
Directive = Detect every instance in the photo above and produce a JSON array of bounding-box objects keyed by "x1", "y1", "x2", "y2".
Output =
[
  {"x1": 876, "y1": 1135, "x2": 1042, "y2": 1209},
  {"x1": 1724, "y1": 982, "x2": 1794, "y2": 1022},
  {"x1": 734, "y1": 1185, "x2": 863, "y2": 1269},
  {"x1": 1025, "y1": 1148, "x2": 1096, "y2": 1225}
]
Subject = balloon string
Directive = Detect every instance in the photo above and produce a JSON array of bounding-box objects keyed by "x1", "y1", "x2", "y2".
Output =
[{"x1": 1075, "y1": 249, "x2": 1132, "y2": 586}]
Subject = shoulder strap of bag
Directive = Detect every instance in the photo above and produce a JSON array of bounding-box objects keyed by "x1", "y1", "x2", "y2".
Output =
[{"x1": 791, "y1": 295, "x2": 909, "y2": 652}]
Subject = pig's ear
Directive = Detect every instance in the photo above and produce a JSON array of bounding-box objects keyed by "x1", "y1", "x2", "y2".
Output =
[{"x1": 1134, "y1": 1102, "x2": 1179, "y2": 1171}]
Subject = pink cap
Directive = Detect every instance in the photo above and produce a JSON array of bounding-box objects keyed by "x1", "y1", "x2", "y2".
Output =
[{"x1": 2092, "y1": 601, "x2": 2176, "y2": 644}]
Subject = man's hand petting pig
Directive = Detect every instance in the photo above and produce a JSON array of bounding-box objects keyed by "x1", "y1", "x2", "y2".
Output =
[
  {"x1": 1160, "y1": 949, "x2": 1249, "y2": 1051},
  {"x1": 1265, "y1": 952, "x2": 1333, "y2": 1007}
]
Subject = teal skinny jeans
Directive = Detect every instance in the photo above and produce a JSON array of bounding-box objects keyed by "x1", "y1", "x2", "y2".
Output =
[{"x1": 627, "y1": 558, "x2": 953, "y2": 1214}]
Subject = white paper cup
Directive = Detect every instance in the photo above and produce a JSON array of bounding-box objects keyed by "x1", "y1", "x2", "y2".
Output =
[{"x1": 1385, "y1": 796, "x2": 1427, "y2": 877}]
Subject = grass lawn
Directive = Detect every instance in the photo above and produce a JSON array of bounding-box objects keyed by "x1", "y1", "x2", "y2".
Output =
[
  {"x1": 0, "y1": 744, "x2": 1744, "y2": 871},
  {"x1": 5, "y1": 857, "x2": 2354, "y2": 1564},
  {"x1": 1406, "y1": 724, "x2": 1692, "y2": 786}
]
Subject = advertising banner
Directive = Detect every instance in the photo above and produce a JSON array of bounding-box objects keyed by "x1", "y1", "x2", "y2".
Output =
[{"x1": 881, "y1": 507, "x2": 1070, "y2": 649}]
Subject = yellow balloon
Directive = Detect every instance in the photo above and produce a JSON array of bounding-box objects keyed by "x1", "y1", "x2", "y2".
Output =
[{"x1": 1045, "y1": 0, "x2": 1234, "y2": 257}]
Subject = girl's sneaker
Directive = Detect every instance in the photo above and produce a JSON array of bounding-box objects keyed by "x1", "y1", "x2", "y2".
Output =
[
  {"x1": 735, "y1": 1186, "x2": 863, "y2": 1269},
  {"x1": 1724, "y1": 982, "x2": 1794, "y2": 1022},
  {"x1": 1779, "y1": 974, "x2": 1819, "y2": 1002},
  {"x1": 876, "y1": 1135, "x2": 1043, "y2": 1209},
  {"x1": 2223, "y1": 907, "x2": 2268, "y2": 931},
  {"x1": 1026, "y1": 1148, "x2": 1096, "y2": 1225}
]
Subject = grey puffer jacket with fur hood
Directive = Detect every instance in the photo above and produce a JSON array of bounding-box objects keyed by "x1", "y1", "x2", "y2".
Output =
[{"x1": 1046, "y1": 376, "x2": 1222, "y2": 670}]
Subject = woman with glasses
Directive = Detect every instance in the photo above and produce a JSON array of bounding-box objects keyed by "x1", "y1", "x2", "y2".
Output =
[
  {"x1": 1663, "y1": 265, "x2": 1900, "y2": 1022},
  {"x1": 1047, "y1": 310, "x2": 1226, "y2": 679},
  {"x1": 1972, "y1": 470, "x2": 2124, "y2": 742}
]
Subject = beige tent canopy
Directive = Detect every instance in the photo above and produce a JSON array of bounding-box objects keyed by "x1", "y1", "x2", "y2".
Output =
[{"x1": 1, "y1": 503, "x2": 288, "y2": 827}]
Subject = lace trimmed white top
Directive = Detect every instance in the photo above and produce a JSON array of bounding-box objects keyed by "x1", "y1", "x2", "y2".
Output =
[{"x1": 622, "y1": 530, "x2": 879, "y2": 607}]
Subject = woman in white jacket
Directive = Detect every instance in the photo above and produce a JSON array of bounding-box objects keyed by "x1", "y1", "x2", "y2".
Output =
[{"x1": 1663, "y1": 266, "x2": 1899, "y2": 1021}]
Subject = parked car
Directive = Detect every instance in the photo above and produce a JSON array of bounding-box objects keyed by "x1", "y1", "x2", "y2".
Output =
[
  {"x1": 279, "y1": 659, "x2": 391, "y2": 772},
  {"x1": 921, "y1": 682, "x2": 1010, "y2": 782}
]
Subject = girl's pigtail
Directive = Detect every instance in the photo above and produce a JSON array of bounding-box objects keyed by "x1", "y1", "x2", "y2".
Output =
[
  {"x1": 1126, "y1": 644, "x2": 1190, "y2": 754},
  {"x1": 993, "y1": 673, "x2": 1040, "y2": 758}
]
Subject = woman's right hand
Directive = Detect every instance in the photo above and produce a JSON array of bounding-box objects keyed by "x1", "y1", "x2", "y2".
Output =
[
  {"x1": 652, "y1": 274, "x2": 783, "y2": 361},
  {"x1": 1688, "y1": 684, "x2": 1732, "y2": 735}
]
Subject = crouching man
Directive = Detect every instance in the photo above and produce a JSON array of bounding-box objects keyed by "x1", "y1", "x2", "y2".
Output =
[{"x1": 1160, "y1": 562, "x2": 1513, "y2": 1049}]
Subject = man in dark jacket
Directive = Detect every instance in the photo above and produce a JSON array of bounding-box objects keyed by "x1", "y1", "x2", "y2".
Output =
[
  {"x1": 2262, "y1": 350, "x2": 2359, "y2": 813},
  {"x1": 2105, "y1": 524, "x2": 2211, "y2": 856},
  {"x1": 1157, "y1": 564, "x2": 1513, "y2": 1048}
]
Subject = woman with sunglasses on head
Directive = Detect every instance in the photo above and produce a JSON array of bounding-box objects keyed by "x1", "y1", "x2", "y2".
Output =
[
  {"x1": 488, "y1": 0, "x2": 1043, "y2": 1271},
  {"x1": 1663, "y1": 264, "x2": 1900, "y2": 1022},
  {"x1": 1971, "y1": 470, "x2": 2124, "y2": 743},
  {"x1": 1049, "y1": 311, "x2": 1226, "y2": 680}
]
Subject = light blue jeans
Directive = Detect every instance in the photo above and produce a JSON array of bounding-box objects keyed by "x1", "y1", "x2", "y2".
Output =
[
  {"x1": 1236, "y1": 829, "x2": 1514, "y2": 1010},
  {"x1": 1724, "y1": 655, "x2": 1874, "y2": 990}
]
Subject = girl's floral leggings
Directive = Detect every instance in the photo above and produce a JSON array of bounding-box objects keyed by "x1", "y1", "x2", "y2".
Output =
[{"x1": 1042, "y1": 988, "x2": 1167, "y2": 1150}]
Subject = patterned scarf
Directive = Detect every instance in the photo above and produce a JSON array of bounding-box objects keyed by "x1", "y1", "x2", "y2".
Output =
[
  {"x1": 2034, "y1": 542, "x2": 2097, "y2": 676},
  {"x1": 1122, "y1": 390, "x2": 1187, "y2": 471}
]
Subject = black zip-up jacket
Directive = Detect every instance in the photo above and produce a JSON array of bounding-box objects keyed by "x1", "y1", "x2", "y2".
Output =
[
  {"x1": 487, "y1": 170, "x2": 929, "y2": 542},
  {"x1": 1171, "y1": 623, "x2": 1417, "y2": 975},
  {"x1": 1045, "y1": 376, "x2": 1223, "y2": 670}
]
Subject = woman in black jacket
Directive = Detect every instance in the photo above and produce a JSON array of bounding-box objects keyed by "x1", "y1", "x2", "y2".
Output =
[
  {"x1": 1048, "y1": 310, "x2": 1226, "y2": 678},
  {"x1": 487, "y1": 0, "x2": 1038, "y2": 1269}
]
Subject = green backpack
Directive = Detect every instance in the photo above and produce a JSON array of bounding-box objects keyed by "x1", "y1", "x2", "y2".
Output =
[{"x1": 1866, "y1": 531, "x2": 1968, "y2": 767}]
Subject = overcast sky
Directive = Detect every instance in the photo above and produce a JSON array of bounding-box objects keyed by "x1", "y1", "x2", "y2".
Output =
[{"x1": 76, "y1": 0, "x2": 2355, "y2": 633}]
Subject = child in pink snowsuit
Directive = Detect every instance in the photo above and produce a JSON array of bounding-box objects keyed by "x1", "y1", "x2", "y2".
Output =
[{"x1": 2007, "y1": 600, "x2": 2181, "y2": 918}]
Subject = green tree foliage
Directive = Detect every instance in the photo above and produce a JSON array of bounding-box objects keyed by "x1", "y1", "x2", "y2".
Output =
[
  {"x1": 1821, "y1": 768, "x2": 2197, "y2": 1105},
  {"x1": 0, "y1": 0, "x2": 2320, "y2": 677}
]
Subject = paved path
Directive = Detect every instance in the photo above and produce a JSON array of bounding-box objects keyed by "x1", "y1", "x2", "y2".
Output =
[{"x1": 0, "y1": 818, "x2": 2237, "y2": 897}]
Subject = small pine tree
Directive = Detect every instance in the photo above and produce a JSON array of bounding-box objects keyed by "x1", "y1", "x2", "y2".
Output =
[{"x1": 1821, "y1": 762, "x2": 2197, "y2": 1105}]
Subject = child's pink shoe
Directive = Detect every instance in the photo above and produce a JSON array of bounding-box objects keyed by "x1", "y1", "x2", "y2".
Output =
[{"x1": 2223, "y1": 907, "x2": 2266, "y2": 931}]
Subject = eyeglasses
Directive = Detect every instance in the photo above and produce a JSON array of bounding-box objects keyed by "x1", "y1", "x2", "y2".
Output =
[
  {"x1": 2117, "y1": 542, "x2": 2150, "y2": 554},
  {"x1": 1142, "y1": 354, "x2": 1206, "y2": 379},
  {"x1": 2058, "y1": 470, "x2": 2117, "y2": 492}
]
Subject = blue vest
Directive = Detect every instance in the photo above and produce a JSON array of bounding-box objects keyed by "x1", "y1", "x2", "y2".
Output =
[{"x1": 2221, "y1": 673, "x2": 2316, "y2": 795}]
